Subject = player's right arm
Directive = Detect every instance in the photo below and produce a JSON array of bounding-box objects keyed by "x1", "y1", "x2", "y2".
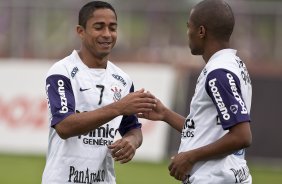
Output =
[
  {"x1": 46, "y1": 74, "x2": 156, "y2": 139},
  {"x1": 138, "y1": 96, "x2": 185, "y2": 132}
]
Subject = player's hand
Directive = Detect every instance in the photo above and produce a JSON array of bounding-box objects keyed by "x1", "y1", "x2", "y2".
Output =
[
  {"x1": 108, "y1": 138, "x2": 136, "y2": 164},
  {"x1": 137, "y1": 96, "x2": 167, "y2": 121},
  {"x1": 168, "y1": 152, "x2": 194, "y2": 181},
  {"x1": 116, "y1": 88, "x2": 157, "y2": 115}
]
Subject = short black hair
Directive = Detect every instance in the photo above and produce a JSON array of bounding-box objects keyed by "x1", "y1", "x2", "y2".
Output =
[
  {"x1": 191, "y1": 0, "x2": 235, "y2": 41},
  {"x1": 78, "y1": 1, "x2": 117, "y2": 28}
]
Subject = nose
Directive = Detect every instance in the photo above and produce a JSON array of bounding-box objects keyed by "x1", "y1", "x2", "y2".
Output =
[{"x1": 102, "y1": 27, "x2": 111, "y2": 37}]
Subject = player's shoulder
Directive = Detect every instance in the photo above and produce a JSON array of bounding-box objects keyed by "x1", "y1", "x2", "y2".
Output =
[
  {"x1": 46, "y1": 58, "x2": 69, "y2": 79},
  {"x1": 205, "y1": 49, "x2": 241, "y2": 75},
  {"x1": 46, "y1": 51, "x2": 77, "y2": 78}
]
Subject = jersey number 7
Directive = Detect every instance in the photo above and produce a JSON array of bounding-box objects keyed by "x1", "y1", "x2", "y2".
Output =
[{"x1": 96, "y1": 85, "x2": 105, "y2": 105}]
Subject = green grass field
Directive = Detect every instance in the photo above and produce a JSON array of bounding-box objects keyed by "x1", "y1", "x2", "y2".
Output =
[{"x1": 0, "y1": 154, "x2": 281, "y2": 184}]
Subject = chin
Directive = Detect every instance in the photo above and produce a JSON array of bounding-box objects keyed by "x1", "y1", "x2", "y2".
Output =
[
  {"x1": 97, "y1": 52, "x2": 110, "y2": 59},
  {"x1": 190, "y1": 50, "x2": 198, "y2": 55},
  {"x1": 190, "y1": 48, "x2": 202, "y2": 56}
]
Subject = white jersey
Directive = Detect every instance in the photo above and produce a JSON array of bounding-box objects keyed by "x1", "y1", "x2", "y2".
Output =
[
  {"x1": 179, "y1": 49, "x2": 252, "y2": 184},
  {"x1": 42, "y1": 50, "x2": 141, "y2": 184}
]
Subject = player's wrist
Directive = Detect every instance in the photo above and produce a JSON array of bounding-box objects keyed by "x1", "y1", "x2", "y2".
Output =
[
  {"x1": 162, "y1": 106, "x2": 171, "y2": 122},
  {"x1": 184, "y1": 150, "x2": 197, "y2": 166},
  {"x1": 109, "y1": 101, "x2": 123, "y2": 116}
]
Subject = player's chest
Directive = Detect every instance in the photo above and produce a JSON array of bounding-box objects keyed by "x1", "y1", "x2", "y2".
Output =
[{"x1": 71, "y1": 71, "x2": 128, "y2": 109}]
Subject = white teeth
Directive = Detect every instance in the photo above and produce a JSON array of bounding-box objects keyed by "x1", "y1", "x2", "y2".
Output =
[
  {"x1": 99, "y1": 42, "x2": 110, "y2": 45},
  {"x1": 99, "y1": 42, "x2": 111, "y2": 47}
]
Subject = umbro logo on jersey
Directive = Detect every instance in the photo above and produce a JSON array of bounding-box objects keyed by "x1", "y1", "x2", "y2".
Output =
[
  {"x1": 71, "y1": 67, "x2": 79, "y2": 78},
  {"x1": 80, "y1": 87, "x2": 91, "y2": 92},
  {"x1": 203, "y1": 68, "x2": 207, "y2": 75}
]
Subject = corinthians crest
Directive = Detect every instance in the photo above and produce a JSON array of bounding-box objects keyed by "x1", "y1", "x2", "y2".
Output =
[{"x1": 111, "y1": 85, "x2": 122, "y2": 102}]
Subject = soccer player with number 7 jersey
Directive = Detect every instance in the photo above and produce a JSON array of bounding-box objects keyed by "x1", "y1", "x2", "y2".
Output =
[{"x1": 42, "y1": 1, "x2": 157, "y2": 184}]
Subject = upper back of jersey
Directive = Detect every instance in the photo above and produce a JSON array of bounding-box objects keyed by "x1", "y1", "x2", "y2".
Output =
[
  {"x1": 42, "y1": 50, "x2": 135, "y2": 184},
  {"x1": 179, "y1": 49, "x2": 252, "y2": 183}
]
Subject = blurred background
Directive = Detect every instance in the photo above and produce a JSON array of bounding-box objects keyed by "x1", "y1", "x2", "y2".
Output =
[{"x1": 0, "y1": 0, "x2": 282, "y2": 183}]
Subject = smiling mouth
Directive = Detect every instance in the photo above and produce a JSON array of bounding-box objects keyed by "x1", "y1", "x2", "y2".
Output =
[{"x1": 98, "y1": 41, "x2": 112, "y2": 48}]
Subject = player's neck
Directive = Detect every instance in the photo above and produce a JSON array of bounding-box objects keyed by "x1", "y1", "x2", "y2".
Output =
[
  {"x1": 78, "y1": 49, "x2": 108, "y2": 69},
  {"x1": 203, "y1": 41, "x2": 230, "y2": 63}
]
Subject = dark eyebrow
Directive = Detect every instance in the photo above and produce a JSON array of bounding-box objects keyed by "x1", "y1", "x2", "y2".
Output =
[
  {"x1": 93, "y1": 22, "x2": 117, "y2": 26},
  {"x1": 109, "y1": 22, "x2": 118, "y2": 27}
]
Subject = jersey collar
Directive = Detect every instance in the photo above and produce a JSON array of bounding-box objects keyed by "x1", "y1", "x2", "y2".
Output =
[{"x1": 207, "y1": 49, "x2": 237, "y2": 65}]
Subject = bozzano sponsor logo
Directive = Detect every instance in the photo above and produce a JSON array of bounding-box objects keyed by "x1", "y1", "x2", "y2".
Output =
[
  {"x1": 57, "y1": 79, "x2": 68, "y2": 113},
  {"x1": 208, "y1": 78, "x2": 230, "y2": 120}
]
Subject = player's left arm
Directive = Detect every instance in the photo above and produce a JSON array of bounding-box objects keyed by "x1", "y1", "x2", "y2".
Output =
[
  {"x1": 108, "y1": 127, "x2": 142, "y2": 164},
  {"x1": 108, "y1": 114, "x2": 142, "y2": 164},
  {"x1": 108, "y1": 83, "x2": 143, "y2": 164},
  {"x1": 193, "y1": 69, "x2": 253, "y2": 157},
  {"x1": 169, "y1": 69, "x2": 252, "y2": 181},
  {"x1": 169, "y1": 121, "x2": 251, "y2": 181}
]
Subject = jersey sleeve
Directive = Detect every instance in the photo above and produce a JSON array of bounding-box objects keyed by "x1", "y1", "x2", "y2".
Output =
[
  {"x1": 205, "y1": 69, "x2": 250, "y2": 130},
  {"x1": 118, "y1": 83, "x2": 142, "y2": 136},
  {"x1": 46, "y1": 74, "x2": 75, "y2": 127}
]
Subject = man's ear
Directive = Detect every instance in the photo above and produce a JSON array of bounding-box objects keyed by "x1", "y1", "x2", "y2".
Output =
[
  {"x1": 76, "y1": 25, "x2": 85, "y2": 39},
  {"x1": 199, "y1": 25, "x2": 206, "y2": 39}
]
